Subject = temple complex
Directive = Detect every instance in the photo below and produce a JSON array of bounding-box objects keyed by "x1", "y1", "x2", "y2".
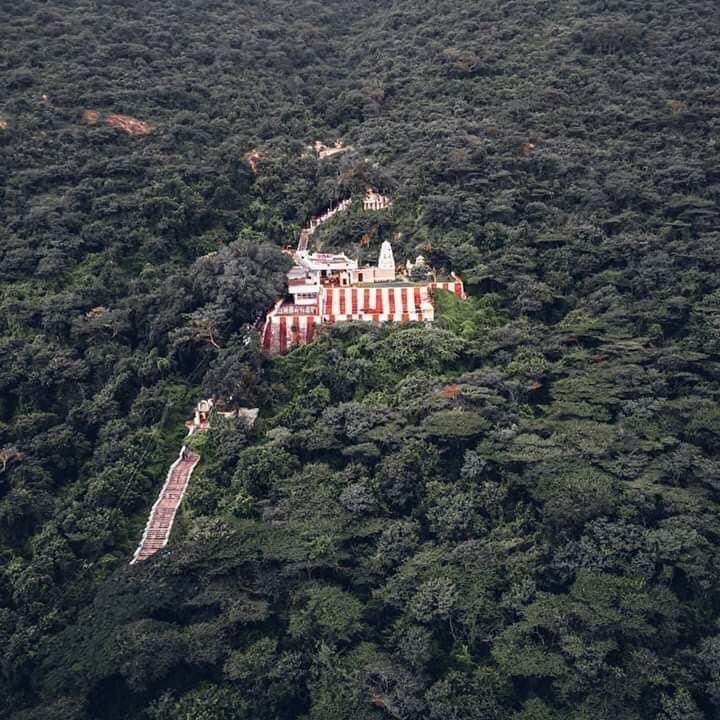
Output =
[
  {"x1": 261, "y1": 188, "x2": 464, "y2": 353},
  {"x1": 262, "y1": 239, "x2": 464, "y2": 353}
]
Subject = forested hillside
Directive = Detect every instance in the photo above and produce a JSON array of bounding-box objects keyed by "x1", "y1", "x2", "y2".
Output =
[{"x1": 2, "y1": 1, "x2": 720, "y2": 718}]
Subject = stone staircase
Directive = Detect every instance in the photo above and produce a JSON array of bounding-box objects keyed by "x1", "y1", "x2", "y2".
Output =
[{"x1": 131, "y1": 442, "x2": 200, "y2": 563}]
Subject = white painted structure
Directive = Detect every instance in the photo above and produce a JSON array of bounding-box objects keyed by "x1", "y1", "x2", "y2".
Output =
[{"x1": 363, "y1": 188, "x2": 392, "y2": 211}]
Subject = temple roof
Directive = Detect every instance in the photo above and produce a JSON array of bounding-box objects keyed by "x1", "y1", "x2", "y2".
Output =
[{"x1": 296, "y1": 252, "x2": 358, "y2": 271}]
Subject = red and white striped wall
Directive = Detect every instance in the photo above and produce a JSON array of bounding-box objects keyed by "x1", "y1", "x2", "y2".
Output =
[
  {"x1": 262, "y1": 313, "x2": 319, "y2": 354},
  {"x1": 261, "y1": 280, "x2": 465, "y2": 354},
  {"x1": 321, "y1": 286, "x2": 435, "y2": 323},
  {"x1": 430, "y1": 280, "x2": 465, "y2": 299}
]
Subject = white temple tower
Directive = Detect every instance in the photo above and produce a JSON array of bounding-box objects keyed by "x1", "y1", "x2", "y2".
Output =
[{"x1": 376, "y1": 241, "x2": 396, "y2": 281}]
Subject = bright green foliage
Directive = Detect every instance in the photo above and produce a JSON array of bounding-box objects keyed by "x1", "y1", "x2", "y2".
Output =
[
  {"x1": 289, "y1": 584, "x2": 365, "y2": 643},
  {"x1": 434, "y1": 290, "x2": 505, "y2": 340}
]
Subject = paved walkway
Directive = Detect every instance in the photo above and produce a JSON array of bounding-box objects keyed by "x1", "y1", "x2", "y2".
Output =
[
  {"x1": 296, "y1": 198, "x2": 352, "y2": 252},
  {"x1": 130, "y1": 442, "x2": 201, "y2": 563}
]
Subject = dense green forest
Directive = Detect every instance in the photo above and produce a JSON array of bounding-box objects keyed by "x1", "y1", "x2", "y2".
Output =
[{"x1": 2, "y1": 0, "x2": 720, "y2": 718}]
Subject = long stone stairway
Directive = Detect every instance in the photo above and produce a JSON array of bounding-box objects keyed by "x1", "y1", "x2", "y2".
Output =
[
  {"x1": 131, "y1": 401, "x2": 258, "y2": 563},
  {"x1": 131, "y1": 439, "x2": 200, "y2": 563},
  {"x1": 296, "y1": 198, "x2": 352, "y2": 253}
]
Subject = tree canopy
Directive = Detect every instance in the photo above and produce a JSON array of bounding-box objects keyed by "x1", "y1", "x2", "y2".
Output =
[{"x1": 2, "y1": 1, "x2": 720, "y2": 718}]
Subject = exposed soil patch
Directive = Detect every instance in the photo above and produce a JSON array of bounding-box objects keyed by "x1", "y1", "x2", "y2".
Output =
[
  {"x1": 83, "y1": 109, "x2": 100, "y2": 124},
  {"x1": 244, "y1": 147, "x2": 269, "y2": 174},
  {"x1": 439, "y1": 383, "x2": 460, "y2": 398},
  {"x1": 105, "y1": 113, "x2": 151, "y2": 135},
  {"x1": 82, "y1": 109, "x2": 151, "y2": 134}
]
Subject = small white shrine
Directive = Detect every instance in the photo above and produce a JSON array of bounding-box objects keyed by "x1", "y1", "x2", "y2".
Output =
[
  {"x1": 193, "y1": 399, "x2": 214, "y2": 428},
  {"x1": 363, "y1": 188, "x2": 392, "y2": 211}
]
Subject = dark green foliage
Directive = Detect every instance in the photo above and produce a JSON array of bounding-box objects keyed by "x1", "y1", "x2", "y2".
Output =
[{"x1": 2, "y1": 0, "x2": 720, "y2": 718}]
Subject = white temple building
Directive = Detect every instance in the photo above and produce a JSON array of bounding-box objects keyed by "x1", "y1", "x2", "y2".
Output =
[
  {"x1": 288, "y1": 241, "x2": 399, "y2": 309},
  {"x1": 363, "y1": 188, "x2": 392, "y2": 211}
]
